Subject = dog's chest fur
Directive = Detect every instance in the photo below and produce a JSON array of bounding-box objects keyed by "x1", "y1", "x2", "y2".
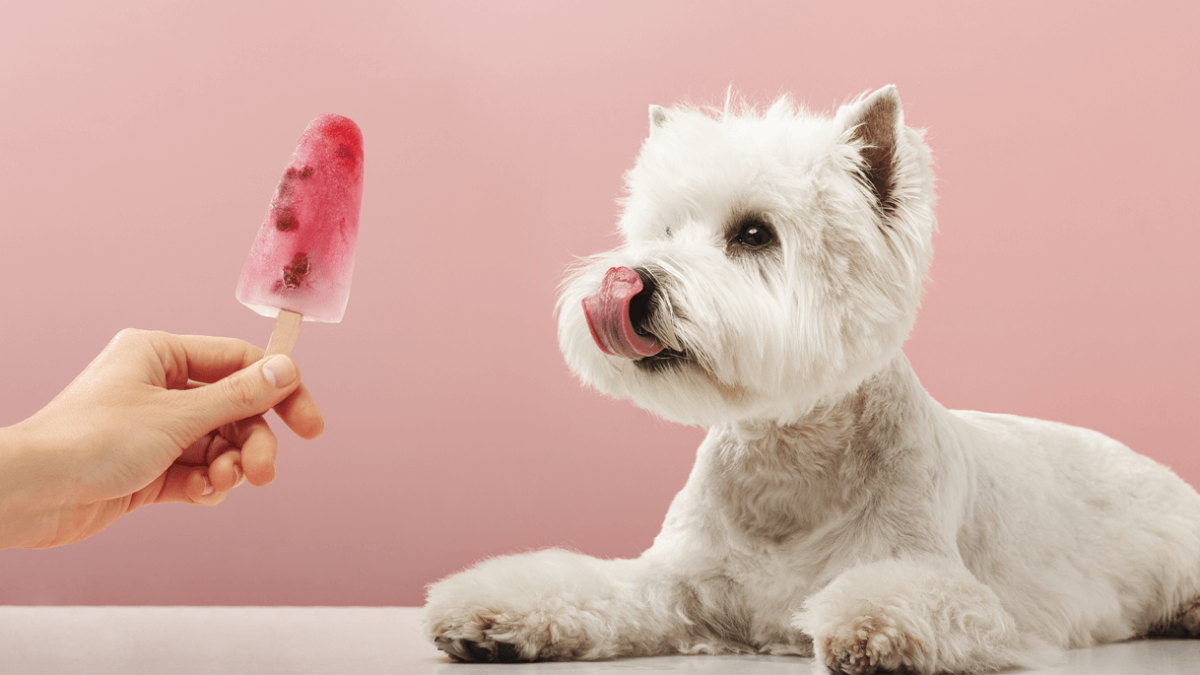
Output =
[
  {"x1": 658, "y1": 358, "x2": 962, "y2": 645},
  {"x1": 704, "y1": 358, "x2": 951, "y2": 555}
]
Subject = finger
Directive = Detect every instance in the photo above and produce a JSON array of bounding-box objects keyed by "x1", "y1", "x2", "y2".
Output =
[
  {"x1": 273, "y1": 382, "x2": 325, "y2": 439},
  {"x1": 235, "y1": 416, "x2": 278, "y2": 487},
  {"x1": 178, "y1": 432, "x2": 213, "y2": 466},
  {"x1": 206, "y1": 432, "x2": 235, "y2": 463},
  {"x1": 154, "y1": 465, "x2": 228, "y2": 506},
  {"x1": 178, "y1": 334, "x2": 266, "y2": 384},
  {"x1": 194, "y1": 379, "x2": 324, "y2": 440},
  {"x1": 127, "y1": 333, "x2": 263, "y2": 390},
  {"x1": 209, "y1": 449, "x2": 244, "y2": 492},
  {"x1": 176, "y1": 354, "x2": 302, "y2": 440}
]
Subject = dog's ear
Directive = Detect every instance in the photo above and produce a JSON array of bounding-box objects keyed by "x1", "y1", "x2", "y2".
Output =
[
  {"x1": 648, "y1": 105, "x2": 669, "y2": 139},
  {"x1": 837, "y1": 85, "x2": 904, "y2": 215}
]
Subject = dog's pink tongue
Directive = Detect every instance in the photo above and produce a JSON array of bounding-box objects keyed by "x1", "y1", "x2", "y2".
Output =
[{"x1": 582, "y1": 267, "x2": 664, "y2": 359}]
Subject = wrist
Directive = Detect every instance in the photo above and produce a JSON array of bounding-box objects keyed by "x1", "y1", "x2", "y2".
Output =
[{"x1": 0, "y1": 424, "x2": 70, "y2": 549}]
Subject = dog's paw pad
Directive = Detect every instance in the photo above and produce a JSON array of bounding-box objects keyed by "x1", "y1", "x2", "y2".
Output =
[
  {"x1": 460, "y1": 638, "x2": 494, "y2": 662},
  {"x1": 435, "y1": 636, "x2": 526, "y2": 663},
  {"x1": 822, "y1": 616, "x2": 921, "y2": 674},
  {"x1": 494, "y1": 640, "x2": 523, "y2": 662}
]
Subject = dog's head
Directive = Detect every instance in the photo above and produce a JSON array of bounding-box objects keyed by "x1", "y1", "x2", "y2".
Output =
[{"x1": 557, "y1": 86, "x2": 936, "y2": 425}]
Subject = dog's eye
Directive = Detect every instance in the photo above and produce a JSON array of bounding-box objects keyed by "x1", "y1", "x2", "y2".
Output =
[{"x1": 734, "y1": 219, "x2": 775, "y2": 249}]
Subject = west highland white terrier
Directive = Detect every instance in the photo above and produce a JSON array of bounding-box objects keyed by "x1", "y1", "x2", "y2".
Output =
[{"x1": 422, "y1": 86, "x2": 1200, "y2": 674}]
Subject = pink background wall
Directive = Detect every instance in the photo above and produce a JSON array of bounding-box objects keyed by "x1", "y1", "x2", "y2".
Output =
[{"x1": 0, "y1": 1, "x2": 1197, "y2": 606}]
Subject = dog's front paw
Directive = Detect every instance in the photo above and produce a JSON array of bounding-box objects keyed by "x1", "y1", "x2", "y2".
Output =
[
  {"x1": 422, "y1": 549, "x2": 635, "y2": 662},
  {"x1": 426, "y1": 607, "x2": 548, "y2": 663},
  {"x1": 821, "y1": 614, "x2": 923, "y2": 675},
  {"x1": 797, "y1": 558, "x2": 1043, "y2": 674}
]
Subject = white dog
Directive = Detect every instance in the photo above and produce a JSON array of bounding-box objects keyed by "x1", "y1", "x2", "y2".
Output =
[{"x1": 422, "y1": 86, "x2": 1200, "y2": 674}]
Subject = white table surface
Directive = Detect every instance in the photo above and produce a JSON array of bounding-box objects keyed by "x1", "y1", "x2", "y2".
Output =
[{"x1": 2, "y1": 607, "x2": 1200, "y2": 675}]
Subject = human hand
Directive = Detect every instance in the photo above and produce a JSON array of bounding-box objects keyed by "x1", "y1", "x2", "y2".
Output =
[{"x1": 0, "y1": 329, "x2": 324, "y2": 548}]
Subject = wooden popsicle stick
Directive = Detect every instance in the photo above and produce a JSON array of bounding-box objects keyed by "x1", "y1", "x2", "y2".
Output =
[{"x1": 265, "y1": 309, "x2": 303, "y2": 356}]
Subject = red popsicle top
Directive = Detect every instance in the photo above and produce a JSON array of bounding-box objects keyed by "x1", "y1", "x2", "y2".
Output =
[{"x1": 236, "y1": 114, "x2": 364, "y2": 323}]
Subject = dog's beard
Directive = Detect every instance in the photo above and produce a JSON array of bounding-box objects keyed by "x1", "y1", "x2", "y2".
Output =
[
  {"x1": 612, "y1": 259, "x2": 776, "y2": 401},
  {"x1": 559, "y1": 246, "x2": 901, "y2": 425},
  {"x1": 627, "y1": 266, "x2": 690, "y2": 372}
]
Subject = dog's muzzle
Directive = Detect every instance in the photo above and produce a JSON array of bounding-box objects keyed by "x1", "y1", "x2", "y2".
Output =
[{"x1": 582, "y1": 266, "x2": 664, "y2": 359}]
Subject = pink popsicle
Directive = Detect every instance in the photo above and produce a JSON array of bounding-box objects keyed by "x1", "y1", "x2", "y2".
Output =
[{"x1": 236, "y1": 114, "x2": 363, "y2": 354}]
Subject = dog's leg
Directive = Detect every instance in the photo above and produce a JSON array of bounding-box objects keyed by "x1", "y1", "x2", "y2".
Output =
[
  {"x1": 421, "y1": 548, "x2": 686, "y2": 662},
  {"x1": 795, "y1": 557, "x2": 1055, "y2": 675}
]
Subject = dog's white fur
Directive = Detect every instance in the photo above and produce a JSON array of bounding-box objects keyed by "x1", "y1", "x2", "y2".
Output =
[{"x1": 422, "y1": 86, "x2": 1200, "y2": 673}]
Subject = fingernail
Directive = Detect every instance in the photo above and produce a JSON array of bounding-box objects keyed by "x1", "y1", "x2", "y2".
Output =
[
  {"x1": 233, "y1": 464, "x2": 244, "y2": 488},
  {"x1": 262, "y1": 355, "x2": 298, "y2": 388},
  {"x1": 201, "y1": 476, "x2": 215, "y2": 496}
]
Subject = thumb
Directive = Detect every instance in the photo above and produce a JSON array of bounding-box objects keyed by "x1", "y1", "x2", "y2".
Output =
[{"x1": 181, "y1": 354, "x2": 301, "y2": 434}]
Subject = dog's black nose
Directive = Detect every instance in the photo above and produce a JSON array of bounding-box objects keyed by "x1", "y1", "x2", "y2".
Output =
[{"x1": 628, "y1": 267, "x2": 657, "y2": 336}]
